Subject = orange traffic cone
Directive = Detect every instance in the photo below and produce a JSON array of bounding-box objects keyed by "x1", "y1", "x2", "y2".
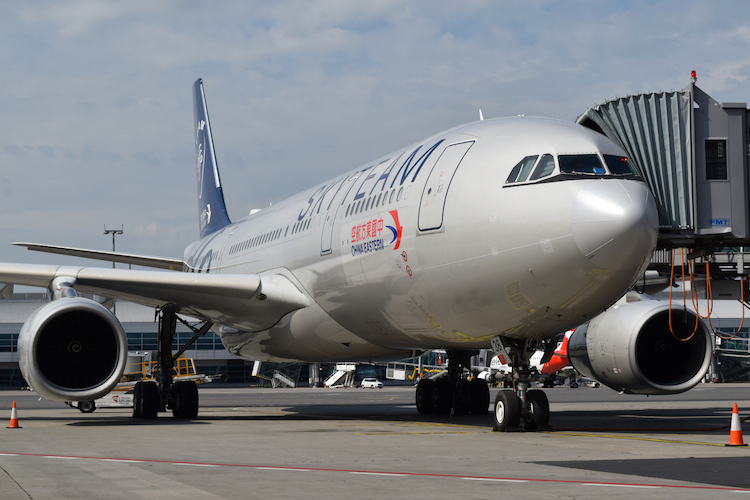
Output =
[
  {"x1": 727, "y1": 403, "x2": 746, "y2": 446},
  {"x1": 6, "y1": 401, "x2": 21, "y2": 429}
]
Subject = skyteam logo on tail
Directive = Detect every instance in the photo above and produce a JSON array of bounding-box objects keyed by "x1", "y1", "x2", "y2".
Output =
[
  {"x1": 196, "y1": 119, "x2": 206, "y2": 198},
  {"x1": 201, "y1": 204, "x2": 212, "y2": 228}
]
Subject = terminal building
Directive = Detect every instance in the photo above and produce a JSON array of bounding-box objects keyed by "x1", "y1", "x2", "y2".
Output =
[{"x1": 1, "y1": 290, "x2": 750, "y2": 388}]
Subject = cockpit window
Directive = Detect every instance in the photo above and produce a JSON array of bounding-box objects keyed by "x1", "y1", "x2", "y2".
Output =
[
  {"x1": 505, "y1": 155, "x2": 538, "y2": 184},
  {"x1": 603, "y1": 154, "x2": 636, "y2": 175},
  {"x1": 504, "y1": 152, "x2": 639, "y2": 188},
  {"x1": 529, "y1": 154, "x2": 556, "y2": 180},
  {"x1": 559, "y1": 154, "x2": 606, "y2": 175}
]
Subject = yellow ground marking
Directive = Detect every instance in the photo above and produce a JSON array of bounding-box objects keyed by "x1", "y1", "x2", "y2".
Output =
[
  {"x1": 547, "y1": 431, "x2": 729, "y2": 447},
  {"x1": 344, "y1": 420, "x2": 490, "y2": 434},
  {"x1": 356, "y1": 431, "x2": 475, "y2": 435}
]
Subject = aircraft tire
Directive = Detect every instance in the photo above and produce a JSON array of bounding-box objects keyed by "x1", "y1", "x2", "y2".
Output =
[
  {"x1": 525, "y1": 389, "x2": 550, "y2": 430},
  {"x1": 133, "y1": 382, "x2": 142, "y2": 418},
  {"x1": 415, "y1": 379, "x2": 434, "y2": 414},
  {"x1": 469, "y1": 378, "x2": 490, "y2": 414},
  {"x1": 139, "y1": 381, "x2": 159, "y2": 419},
  {"x1": 172, "y1": 381, "x2": 199, "y2": 419},
  {"x1": 432, "y1": 378, "x2": 452, "y2": 415},
  {"x1": 453, "y1": 379, "x2": 472, "y2": 414},
  {"x1": 493, "y1": 389, "x2": 520, "y2": 431},
  {"x1": 78, "y1": 400, "x2": 95, "y2": 413}
]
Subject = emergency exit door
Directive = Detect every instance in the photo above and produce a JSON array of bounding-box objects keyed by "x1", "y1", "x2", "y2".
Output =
[{"x1": 417, "y1": 141, "x2": 474, "y2": 231}]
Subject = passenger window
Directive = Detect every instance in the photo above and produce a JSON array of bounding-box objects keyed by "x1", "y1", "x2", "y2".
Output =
[
  {"x1": 559, "y1": 154, "x2": 606, "y2": 174},
  {"x1": 530, "y1": 154, "x2": 556, "y2": 180},
  {"x1": 506, "y1": 156, "x2": 538, "y2": 183},
  {"x1": 603, "y1": 155, "x2": 635, "y2": 175}
]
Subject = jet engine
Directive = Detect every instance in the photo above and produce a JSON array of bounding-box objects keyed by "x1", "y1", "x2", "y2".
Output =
[
  {"x1": 17, "y1": 297, "x2": 128, "y2": 402},
  {"x1": 568, "y1": 301, "x2": 712, "y2": 394}
]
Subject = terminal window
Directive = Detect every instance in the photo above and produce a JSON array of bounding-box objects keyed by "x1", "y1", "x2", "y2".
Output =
[{"x1": 705, "y1": 139, "x2": 728, "y2": 180}]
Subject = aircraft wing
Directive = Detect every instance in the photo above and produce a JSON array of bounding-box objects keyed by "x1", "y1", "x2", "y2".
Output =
[
  {"x1": 13, "y1": 242, "x2": 184, "y2": 270},
  {"x1": 0, "y1": 263, "x2": 310, "y2": 331}
]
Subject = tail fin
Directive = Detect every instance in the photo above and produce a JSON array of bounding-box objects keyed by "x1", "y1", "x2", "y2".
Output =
[
  {"x1": 540, "y1": 330, "x2": 572, "y2": 375},
  {"x1": 192, "y1": 78, "x2": 232, "y2": 239}
]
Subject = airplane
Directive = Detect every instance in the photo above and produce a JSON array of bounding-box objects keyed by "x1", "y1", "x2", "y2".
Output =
[{"x1": 0, "y1": 79, "x2": 713, "y2": 431}]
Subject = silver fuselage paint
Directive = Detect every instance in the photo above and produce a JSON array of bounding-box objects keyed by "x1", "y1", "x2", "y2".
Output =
[{"x1": 183, "y1": 117, "x2": 658, "y2": 362}]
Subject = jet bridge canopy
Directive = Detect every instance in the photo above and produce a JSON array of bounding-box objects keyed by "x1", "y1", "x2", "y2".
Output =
[{"x1": 577, "y1": 75, "x2": 750, "y2": 250}]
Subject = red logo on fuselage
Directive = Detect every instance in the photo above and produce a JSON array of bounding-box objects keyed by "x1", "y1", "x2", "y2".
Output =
[{"x1": 387, "y1": 210, "x2": 403, "y2": 250}]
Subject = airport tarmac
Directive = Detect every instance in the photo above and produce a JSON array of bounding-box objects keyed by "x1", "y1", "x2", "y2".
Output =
[{"x1": 1, "y1": 383, "x2": 750, "y2": 499}]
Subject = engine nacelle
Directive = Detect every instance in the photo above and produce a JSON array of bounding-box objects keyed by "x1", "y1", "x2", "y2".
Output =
[
  {"x1": 18, "y1": 297, "x2": 128, "y2": 401},
  {"x1": 568, "y1": 301, "x2": 712, "y2": 395}
]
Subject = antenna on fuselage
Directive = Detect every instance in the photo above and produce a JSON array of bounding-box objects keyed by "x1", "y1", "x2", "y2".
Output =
[{"x1": 479, "y1": 109, "x2": 484, "y2": 121}]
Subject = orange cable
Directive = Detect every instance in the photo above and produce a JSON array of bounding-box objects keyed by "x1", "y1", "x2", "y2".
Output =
[
  {"x1": 669, "y1": 249, "x2": 747, "y2": 341},
  {"x1": 669, "y1": 248, "x2": 699, "y2": 342}
]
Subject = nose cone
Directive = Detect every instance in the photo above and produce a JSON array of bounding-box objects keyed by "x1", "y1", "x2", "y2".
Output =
[{"x1": 572, "y1": 180, "x2": 658, "y2": 272}]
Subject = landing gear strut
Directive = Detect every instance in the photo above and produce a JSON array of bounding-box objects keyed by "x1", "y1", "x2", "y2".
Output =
[
  {"x1": 491, "y1": 337, "x2": 551, "y2": 432},
  {"x1": 132, "y1": 309, "x2": 212, "y2": 420},
  {"x1": 415, "y1": 349, "x2": 490, "y2": 416}
]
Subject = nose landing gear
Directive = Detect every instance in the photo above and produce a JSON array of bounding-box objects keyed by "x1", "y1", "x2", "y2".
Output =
[{"x1": 491, "y1": 337, "x2": 551, "y2": 432}]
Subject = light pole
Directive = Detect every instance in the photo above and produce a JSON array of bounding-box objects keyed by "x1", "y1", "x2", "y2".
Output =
[
  {"x1": 103, "y1": 224, "x2": 123, "y2": 268},
  {"x1": 103, "y1": 225, "x2": 123, "y2": 315}
]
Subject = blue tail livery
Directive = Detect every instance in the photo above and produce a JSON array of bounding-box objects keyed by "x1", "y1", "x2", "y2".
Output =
[{"x1": 193, "y1": 78, "x2": 232, "y2": 239}]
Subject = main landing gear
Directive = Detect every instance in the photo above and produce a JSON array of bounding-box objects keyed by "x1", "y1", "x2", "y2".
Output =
[
  {"x1": 491, "y1": 338, "x2": 551, "y2": 432},
  {"x1": 415, "y1": 350, "x2": 490, "y2": 416},
  {"x1": 132, "y1": 309, "x2": 213, "y2": 420}
]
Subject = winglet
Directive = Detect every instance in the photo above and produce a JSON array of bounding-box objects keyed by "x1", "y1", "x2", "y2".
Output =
[{"x1": 193, "y1": 78, "x2": 232, "y2": 239}]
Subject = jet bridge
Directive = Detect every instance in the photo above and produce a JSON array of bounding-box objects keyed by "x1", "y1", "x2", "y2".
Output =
[{"x1": 577, "y1": 72, "x2": 750, "y2": 268}]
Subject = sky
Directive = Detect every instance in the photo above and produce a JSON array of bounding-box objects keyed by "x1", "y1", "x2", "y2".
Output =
[{"x1": 2, "y1": 0, "x2": 750, "y2": 275}]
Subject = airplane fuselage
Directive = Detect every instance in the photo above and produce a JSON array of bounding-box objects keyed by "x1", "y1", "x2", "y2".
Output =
[{"x1": 183, "y1": 117, "x2": 658, "y2": 362}]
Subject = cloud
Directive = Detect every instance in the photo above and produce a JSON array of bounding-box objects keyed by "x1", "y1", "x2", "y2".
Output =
[
  {"x1": 3, "y1": 145, "x2": 27, "y2": 157},
  {"x1": 18, "y1": 0, "x2": 160, "y2": 38},
  {"x1": 1, "y1": 0, "x2": 750, "y2": 268}
]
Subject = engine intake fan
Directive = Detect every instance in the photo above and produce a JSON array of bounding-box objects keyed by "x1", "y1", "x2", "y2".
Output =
[{"x1": 18, "y1": 297, "x2": 128, "y2": 401}]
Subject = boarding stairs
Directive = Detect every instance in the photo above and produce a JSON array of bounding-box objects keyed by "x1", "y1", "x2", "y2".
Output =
[
  {"x1": 324, "y1": 363, "x2": 356, "y2": 388},
  {"x1": 272, "y1": 370, "x2": 296, "y2": 388},
  {"x1": 252, "y1": 361, "x2": 302, "y2": 388}
]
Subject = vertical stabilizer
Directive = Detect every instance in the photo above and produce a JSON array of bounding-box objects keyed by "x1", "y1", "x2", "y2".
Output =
[{"x1": 193, "y1": 78, "x2": 232, "y2": 239}]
